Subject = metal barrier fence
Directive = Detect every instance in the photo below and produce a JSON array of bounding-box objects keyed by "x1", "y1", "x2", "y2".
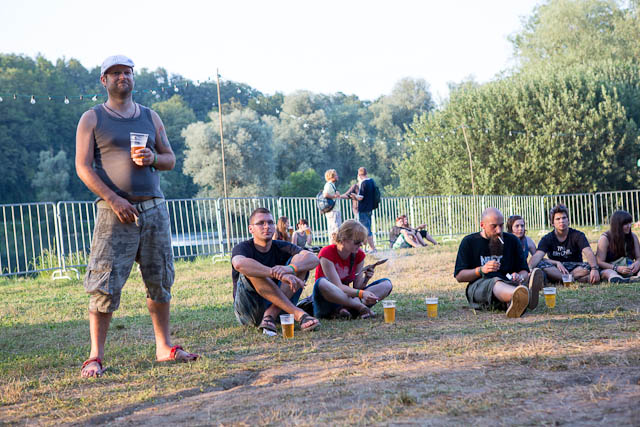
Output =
[{"x1": 3, "y1": 190, "x2": 640, "y2": 278}]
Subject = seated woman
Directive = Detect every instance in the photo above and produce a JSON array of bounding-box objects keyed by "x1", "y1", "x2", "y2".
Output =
[
  {"x1": 506, "y1": 215, "x2": 552, "y2": 283},
  {"x1": 402, "y1": 215, "x2": 438, "y2": 246},
  {"x1": 291, "y1": 218, "x2": 313, "y2": 248},
  {"x1": 391, "y1": 216, "x2": 428, "y2": 249},
  {"x1": 273, "y1": 216, "x2": 292, "y2": 242},
  {"x1": 596, "y1": 210, "x2": 640, "y2": 283},
  {"x1": 312, "y1": 220, "x2": 392, "y2": 319}
]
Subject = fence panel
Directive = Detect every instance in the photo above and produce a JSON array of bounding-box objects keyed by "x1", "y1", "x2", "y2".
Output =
[
  {"x1": 218, "y1": 197, "x2": 279, "y2": 253},
  {"x1": 0, "y1": 203, "x2": 59, "y2": 276},
  {"x1": 596, "y1": 190, "x2": 640, "y2": 226},
  {"x1": 543, "y1": 193, "x2": 598, "y2": 228},
  {"x1": 510, "y1": 196, "x2": 546, "y2": 231},
  {"x1": 166, "y1": 198, "x2": 220, "y2": 259}
]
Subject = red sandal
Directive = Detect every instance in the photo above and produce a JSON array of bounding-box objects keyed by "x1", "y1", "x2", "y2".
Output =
[
  {"x1": 80, "y1": 357, "x2": 104, "y2": 377},
  {"x1": 156, "y1": 345, "x2": 199, "y2": 363}
]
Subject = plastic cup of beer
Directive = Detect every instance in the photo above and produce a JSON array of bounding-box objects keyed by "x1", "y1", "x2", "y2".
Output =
[
  {"x1": 544, "y1": 287, "x2": 557, "y2": 308},
  {"x1": 561, "y1": 274, "x2": 573, "y2": 284},
  {"x1": 383, "y1": 300, "x2": 396, "y2": 324},
  {"x1": 130, "y1": 132, "x2": 148, "y2": 159},
  {"x1": 425, "y1": 297, "x2": 438, "y2": 318},
  {"x1": 280, "y1": 314, "x2": 294, "y2": 338}
]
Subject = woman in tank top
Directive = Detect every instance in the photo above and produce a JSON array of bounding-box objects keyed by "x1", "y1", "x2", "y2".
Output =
[
  {"x1": 596, "y1": 210, "x2": 640, "y2": 283},
  {"x1": 291, "y1": 218, "x2": 313, "y2": 247}
]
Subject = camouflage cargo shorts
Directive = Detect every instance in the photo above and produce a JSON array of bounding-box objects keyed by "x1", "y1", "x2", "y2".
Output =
[{"x1": 84, "y1": 199, "x2": 174, "y2": 313}]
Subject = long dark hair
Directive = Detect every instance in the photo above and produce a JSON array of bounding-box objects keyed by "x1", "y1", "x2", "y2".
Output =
[
  {"x1": 275, "y1": 216, "x2": 290, "y2": 241},
  {"x1": 506, "y1": 215, "x2": 523, "y2": 234},
  {"x1": 609, "y1": 210, "x2": 634, "y2": 259}
]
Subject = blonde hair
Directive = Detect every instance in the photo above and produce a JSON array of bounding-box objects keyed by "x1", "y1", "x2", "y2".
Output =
[
  {"x1": 324, "y1": 169, "x2": 337, "y2": 181},
  {"x1": 335, "y1": 219, "x2": 367, "y2": 244}
]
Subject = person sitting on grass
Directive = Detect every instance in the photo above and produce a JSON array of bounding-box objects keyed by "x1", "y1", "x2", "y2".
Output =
[
  {"x1": 506, "y1": 214, "x2": 553, "y2": 283},
  {"x1": 232, "y1": 208, "x2": 320, "y2": 334},
  {"x1": 454, "y1": 207, "x2": 545, "y2": 318},
  {"x1": 401, "y1": 215, "x2": 438, "y2": 246},
  {"x1": 291, "y1": 218, "x2": 313, "y2": 247},
  {"x1": 312, "y1": 220, "x2": 393, "y2": 319},
  {"x1": 596, "y1": 210, "x2": 640, "y2": 283},
  {"x1": 529, "y1": 204, "x2": 600, "y2": 284},
  {"x1": 391, "y1": 216, "x2": 426, "y2": 249},
  {"x1": 273, "y1": 216, "x2": 292, "y2": 242}
]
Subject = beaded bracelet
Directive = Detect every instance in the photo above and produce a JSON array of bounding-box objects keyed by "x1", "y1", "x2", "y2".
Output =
[{"x1": 289, "y1": 264, "x2": 297, "y2": 274}]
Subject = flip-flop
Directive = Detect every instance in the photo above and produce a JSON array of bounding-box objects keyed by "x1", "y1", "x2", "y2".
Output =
[
  {"x1": 81, "y1": 357, "x2": 104, "y2": 378},
  {"x1": 258, "y1": 314, "x2": 277, "y2": 333},
  {"x1": 156, "y1": 345, "x2": 199, "y2": 363},
  {"x1": 299, "y1": 313, "x2": 320, "y2": 331}
]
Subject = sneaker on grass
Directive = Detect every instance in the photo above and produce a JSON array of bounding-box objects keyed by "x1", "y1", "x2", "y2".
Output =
[
  {"x1": 527, "y1": 268, "x2": 545, "y2": 310},
  {"x1": 506, "y1": 285, "x2": 529, "y2": 318}
]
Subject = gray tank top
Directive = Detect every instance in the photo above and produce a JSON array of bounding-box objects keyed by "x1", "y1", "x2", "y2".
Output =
[{"x1": 92, "y1": 104, "x2": 164, "y2": 200}]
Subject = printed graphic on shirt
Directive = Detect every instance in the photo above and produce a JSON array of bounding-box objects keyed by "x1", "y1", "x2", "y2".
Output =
[
  {"x1": 552, "y1": 245, "x2": 572, "y2": 258},
  {"x1": 480, "y1": 255, "x2": 503, "y2": 265}
]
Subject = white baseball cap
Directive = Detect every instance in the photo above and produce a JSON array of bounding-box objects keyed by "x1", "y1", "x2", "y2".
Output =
[{"x1": 100, "y1": 55, "x2": 135, "y2": 76}]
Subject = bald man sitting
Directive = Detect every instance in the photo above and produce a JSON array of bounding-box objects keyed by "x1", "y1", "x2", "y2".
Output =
[{"x1": 454, "y1": 207, "x2": 545, "y2": 318}]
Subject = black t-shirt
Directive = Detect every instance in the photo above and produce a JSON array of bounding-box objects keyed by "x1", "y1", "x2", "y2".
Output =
[
  {"x1": 537, "y1": 228, "x2": 589, "y2": 263},
  {"x1": 231, "y1": 239, "x2": 302, "y2": 298},
  {"x1": 357, "y1": 178, "x2": 375, "y2": 212},
  {"x1": 453, "y1": 232, "x2": 528, "y2": 283}
]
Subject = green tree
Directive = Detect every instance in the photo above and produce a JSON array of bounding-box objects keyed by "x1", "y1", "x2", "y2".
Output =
[
  {"x1": 279, "y1": 168, "x2": 324, "y2": 197},
  {"x1": 182, "y1": 108, "x2": 276, "y2": 197},
  {"x1": 33, "y1": 150, "x2": 71, "y2": 201},
  {"x1": 152, "y1": 95, "x2": 198, "y2": 198}
]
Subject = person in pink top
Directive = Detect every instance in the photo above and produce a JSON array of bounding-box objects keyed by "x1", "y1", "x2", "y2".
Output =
[{"x1": 312, "y1": 220, "x2": 393, "y2": 319}]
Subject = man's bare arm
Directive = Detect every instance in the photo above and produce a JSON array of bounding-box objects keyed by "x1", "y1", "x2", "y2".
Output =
[{"x1": 150, "y1": 110, "x2": 176, "y2": 171}]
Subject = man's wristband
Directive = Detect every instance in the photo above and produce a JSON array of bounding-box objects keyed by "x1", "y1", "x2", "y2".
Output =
[
  {"x1": 612, "y1": 265, "x2": 617, "y2": 272},
  {"x1": 289, "y1": 264, "x2": 297, "y2": 274},
  {"x1": 358, "y1": 289, "x2": 364, "y2": 299},
  {"x1": 475, "y1": 267, "x2": 482, "y2": 277},
  {"x1": 153, "y1": 152, "x2": 158, "y2": 166}
]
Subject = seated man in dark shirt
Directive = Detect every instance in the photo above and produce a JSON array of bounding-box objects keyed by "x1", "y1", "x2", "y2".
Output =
[
  {"x1": 454, "y1": 207, "x2": 545, "y2": 318},
  {"x1": 232, "y1": 208, "x2": 320, "y2": 333},
  {"x1": 529, "y1": 204, "x2": 600, "y2": 284}
]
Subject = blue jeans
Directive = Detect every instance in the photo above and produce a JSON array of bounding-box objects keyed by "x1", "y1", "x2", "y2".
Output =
[
  {"x1": 312, "y1": 277, "x2": 389, "y2": 319},
  {"x1": 234, "y1": 274, "x2": 303, "y2": 326},
  {"x1": 358, "y1": 211, "x2": 373, "y2": 236}
]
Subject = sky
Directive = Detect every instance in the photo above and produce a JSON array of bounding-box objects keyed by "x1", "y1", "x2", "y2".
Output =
[{"x1": 1, "y1": 0, "x2": 542, "y2": 103}]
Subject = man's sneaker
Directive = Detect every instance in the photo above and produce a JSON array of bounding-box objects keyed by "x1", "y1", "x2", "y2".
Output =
[
  {"x1": 609, "y1": 276, "x2": 630, "y2": 283},
  {"x1": 629, "y1": 275, "x2": 640, "y2": 283},
  {"x1": 527, "y1": 268, "x2": 545, "y2": 310},
  {"x1": 506, "y1": 285, "x2": 529, "y2": 318}
]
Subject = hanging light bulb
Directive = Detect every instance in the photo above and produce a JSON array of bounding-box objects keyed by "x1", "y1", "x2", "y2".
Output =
[
  {"x1": 79, "y1": 95, "x2": 84, "y2": 101},
  {"x1": 0, "y1": 96, "x2": 3, "y2": 102},
  {"x1": 303, "y1": 123, "x2": 309, "y2": 128},
  {"x1": 13, "y1": 94, "x2": 17, "y2": 100},
  {"x1": 174, "y1": 85, "x2": 179, "y2": 92},
  {"x1": 92, "y1": 95, "x2": 98, "y2": 101},
  {"x1": 64, "y1": 96, "x2": 70, "y2": 104},
  {"x1": 396, "y1": 142, "x2": 401, "y2": 146},
  {"x1": 30, "y1": 95, "x2": 36, "y2": 104},
  {"x1": 275, "y1": 108, "x2": 280, "y2": 114},
  {"x1": 152, "y1": 90, "x2": 157, "y2": 95},
  {"x1": 321, "y1": 128, "x2": 325, "y2": 134},
  {"x1": 236, "y1": 88, "x2": 241, "y2": 94},
  {"x1": 256, "y1": 99, "x2": 260, "y2": 104},
  {"x1": 48, "y1": 96, "x2": 52, "y2": 101}
]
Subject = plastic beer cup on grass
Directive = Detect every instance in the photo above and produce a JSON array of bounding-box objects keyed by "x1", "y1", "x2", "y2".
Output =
[
  {"x1": 280, "y1": 314, "x2": 294, "y2": 338},
  {"x1": 130, "y1": 132, "x2": 148, "y2": 160},
  {"x1": 561, "y1": 274, "x2": 573, "y2": 284},
  {"x1": 425, "y1": 297, "x2": 438, "y2": 318},
  {"x1": 544, "y1": 287, "x2": 557, "y2": 308},
  {"x1": 383, "y1": 300, "x2": 396, "y2": 324}
]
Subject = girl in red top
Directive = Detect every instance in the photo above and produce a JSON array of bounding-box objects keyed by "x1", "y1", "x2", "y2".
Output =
[{"x1": 312, "y1": 220, "x2": 393, "y2": 319}]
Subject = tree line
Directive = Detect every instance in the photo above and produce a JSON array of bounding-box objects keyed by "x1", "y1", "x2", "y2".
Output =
[{"x1": 2, "y1": 0, "x2": 640, "y2": 204}]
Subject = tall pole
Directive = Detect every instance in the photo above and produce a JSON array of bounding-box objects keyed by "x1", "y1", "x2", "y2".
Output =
[
  {"x1": 461, "y1": 125, "x2": 476, "y2": 197},
  {"x1": 216, "y1": 69, "x2": 231, "y2": 251}
]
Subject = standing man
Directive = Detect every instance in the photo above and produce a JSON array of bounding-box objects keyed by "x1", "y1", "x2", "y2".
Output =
[
  {"x1": 353, "y1": 167, "x2": 377, "y2": 253},
  {"x1": 76, "y1": 55, "x2": 198, "y2": 378},
  {"x1": 529, "y1": 204, "x2": 600, "y2": 284},
  {"x1": 454, "y1": 207, "x2": 545, "y2": 318},
  {"x1": 232, "y1": 208, "x2": 320, "y2": 333}
]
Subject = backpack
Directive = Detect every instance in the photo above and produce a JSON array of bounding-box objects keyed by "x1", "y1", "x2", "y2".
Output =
[
  {"x1": 316, "y1": 183, "x2": 336, "y2": 213},
  {"x1": 372, "y1": 180, "x2": 381, "y2": 210}
]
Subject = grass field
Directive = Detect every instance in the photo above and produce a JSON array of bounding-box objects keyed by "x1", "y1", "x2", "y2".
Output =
[{"x1": 1, "y1": 232, "x2": 639, "y2": 425}]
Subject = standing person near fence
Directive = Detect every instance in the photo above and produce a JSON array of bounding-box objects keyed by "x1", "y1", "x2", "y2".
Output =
[
  {"x1": 323, "y1": 169, "x2": 347, "y2": 239},
  {"x1": 75, "y1": 55, "x2": 198, "y2": 378},
  {"x1": 351, "y1": 167, "x2": 378, "y2": 253},
  {"x1": 529, "y1": 204, "x2": 600, "y2": 284},
  {"x1": 454, "y1": 207, "x2": 545, "y2": 318}
]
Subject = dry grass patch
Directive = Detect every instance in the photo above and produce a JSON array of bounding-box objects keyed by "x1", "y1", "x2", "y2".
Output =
[{"x1": 1, "y1": 242, "x2": 639, "y2": 425}]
